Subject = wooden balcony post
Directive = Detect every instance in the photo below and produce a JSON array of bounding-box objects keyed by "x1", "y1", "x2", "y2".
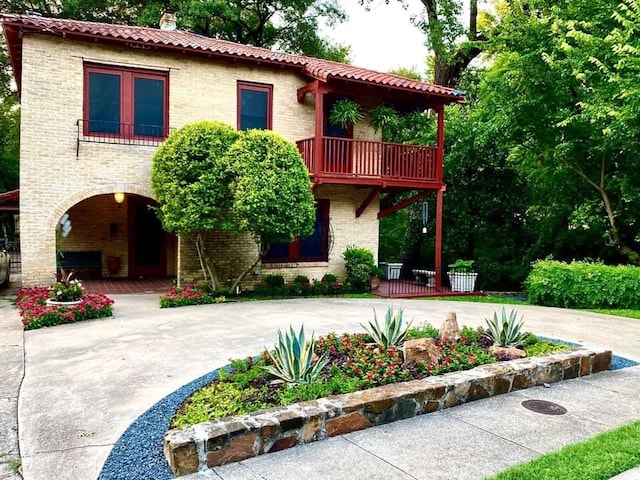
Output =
[
  {"x1": 436, "y1": 105, "x2": 445, "y2": 182},
  {"x1": 435, "y1": 186, "x2": 444, "y2": 291},
  {"x1": 314, "y1": 88, "x2": 324, "y2": 177}
]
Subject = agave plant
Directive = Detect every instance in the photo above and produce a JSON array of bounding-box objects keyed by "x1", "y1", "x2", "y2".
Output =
[
  {"x1": 362, "y1": 306, "x2": 412, "y2": 349},
  {"x1": 485, "y1": 307, "x2": 525, "y2": 348},
  {"x1": 263, "y1": 325, "x2": 328, "y2": 384}
]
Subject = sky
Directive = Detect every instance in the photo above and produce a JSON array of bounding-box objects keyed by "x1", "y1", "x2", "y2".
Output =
[{"x1": 325, "y1": 1, "x2": 430, "y2": 74}]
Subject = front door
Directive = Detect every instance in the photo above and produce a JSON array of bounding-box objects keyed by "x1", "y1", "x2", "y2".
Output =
[
  {"x1": 323, "y1": 96, "x2": 353, "y2": 174},
  {"x1": 128, "y1": 196, "x2": 166, "y2": 278}
]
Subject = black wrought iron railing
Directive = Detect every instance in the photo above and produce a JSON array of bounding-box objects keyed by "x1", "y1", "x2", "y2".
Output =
[{"x1": 76, "y1": 119, "x2": 173, "y2": 154}]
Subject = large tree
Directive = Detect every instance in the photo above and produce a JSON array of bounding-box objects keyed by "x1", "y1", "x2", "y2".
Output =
[
  {"x1": 362, "y1": 0, "x2": 492, "y2": 87},
  {"x1": 151, "y1": 121, "x2": 240, "y2": 289},
  {"x1": 478, "y1": 0, "x2": 640, "y2": 264},
  {"x1": 1, "y1": 0, "x2": 350, "y2": 61},
  {"x1": 225, "y1": 129, "x2": 315, "y2": 292}
]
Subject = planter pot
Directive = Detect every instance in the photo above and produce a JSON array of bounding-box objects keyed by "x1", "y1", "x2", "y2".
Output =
[
  {"x1": 370, "y1": 276, "x2": 381, "y2": 291},
  {"x1": 447, "y1": 272, "x2": 478, "y2": 292},
  {"x1": 46, "y1": 298, "x2": 82, "y2": 306},
  {"x1": 379, "y1": 262, "x2": 403, "y2": 280}
]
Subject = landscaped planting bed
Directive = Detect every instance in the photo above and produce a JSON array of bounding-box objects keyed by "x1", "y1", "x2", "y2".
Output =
[
  {"x1": 163, "y1": 308, "x2": 612, "y2": 477},
  {"x1": 164, "y1": 346, "x2": 611, "y2": 476},
  {"x1": 15, "y1": 285, "x2": 114, "y2": 329}
]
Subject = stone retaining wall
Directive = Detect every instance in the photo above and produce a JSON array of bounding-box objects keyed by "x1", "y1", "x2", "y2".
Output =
[{"x1": 164, "y1": 347, "x2": 612, "y2": 477}]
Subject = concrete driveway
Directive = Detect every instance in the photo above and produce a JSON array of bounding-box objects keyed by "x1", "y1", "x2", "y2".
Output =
[{"x1": 3, "y1": 294, "x2": 640, "y2": 479}]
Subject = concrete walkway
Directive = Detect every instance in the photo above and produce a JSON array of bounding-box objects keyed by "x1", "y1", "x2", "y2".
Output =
[{"x1": 1, "y1": 291, "x2": 639, "y2": 480}]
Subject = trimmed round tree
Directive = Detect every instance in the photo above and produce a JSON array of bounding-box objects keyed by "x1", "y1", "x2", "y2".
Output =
[
  {"x1": 151, "y1": 121, "x2": 240, "y2": 289},
  {"x1": 225, "y1": 130, "x2": 316, "y2": 291}
]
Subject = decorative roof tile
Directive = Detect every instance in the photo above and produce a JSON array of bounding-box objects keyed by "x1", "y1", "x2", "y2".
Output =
[{"x1": 1, "y1": 14, "x2": 465, "y2": 103}]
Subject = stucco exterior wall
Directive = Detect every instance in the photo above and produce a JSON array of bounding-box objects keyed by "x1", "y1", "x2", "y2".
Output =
[{"x1": 18, "y1": 34, "x2": 380, "y2": 285}]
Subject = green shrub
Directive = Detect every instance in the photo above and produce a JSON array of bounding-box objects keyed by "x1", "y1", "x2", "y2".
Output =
[
  {"x1": 485, "y1": 308, "x2": 525, "y2": 348},
  {"x1": 525, "y1": 260, "x2": 640, "y2": 309},
  {"x1": 263, "y1": 325, "x2": 328, "y2": 384},
  {"x1": 343, "y1": 246, "x2": 377, "y2": 293},
  {"x1": 361, "y1": 306, "x2": 412, "y2": 348},
  {"x1": 255, "y1": 274, "x2": 288, "y2": 296}
]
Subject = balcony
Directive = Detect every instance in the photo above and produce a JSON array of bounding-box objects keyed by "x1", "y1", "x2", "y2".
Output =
[
  {"x1": 297, "y1": 137, "x2": 441, "y2": 189},
  {"x1": 76, "y1": 119, "x2": 172, "y2": 155}
]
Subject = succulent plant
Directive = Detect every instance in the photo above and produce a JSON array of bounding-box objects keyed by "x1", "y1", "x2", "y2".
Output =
[
  {"x1": 263, "y1": 325, "x2": 328, "y2": 384},
  {"x1": 485, "y1": 307, "x2": 525, "y2": 348},
  {"x1": 362, "y1": 306, "x2": 412, "y2": 349}
]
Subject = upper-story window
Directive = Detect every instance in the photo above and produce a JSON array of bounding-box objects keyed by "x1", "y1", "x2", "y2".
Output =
[
  {"x1": 84, "y1": 64, "x2": 169, "y2": 138},
  {"x1": 237, "y1": 81, "x2": 272, "y2": 131}
]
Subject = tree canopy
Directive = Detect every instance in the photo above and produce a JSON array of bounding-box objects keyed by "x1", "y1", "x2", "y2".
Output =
[
  {"x1": 151, "y1": 121, "x2": 240, "y2": 288},
  {"x1": 151, "y1": 122, "x2": 315, "y2": 291}
]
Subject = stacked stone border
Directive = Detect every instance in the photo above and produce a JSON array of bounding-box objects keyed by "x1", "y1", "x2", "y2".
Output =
[{"x1": 164, "y1": 347, "x2": 611, "y2": 477}]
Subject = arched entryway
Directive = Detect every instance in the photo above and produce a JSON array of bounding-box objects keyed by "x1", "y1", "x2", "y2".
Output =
[{"x1": 57, "y1": 193, "x2": 176, "y2": 279}]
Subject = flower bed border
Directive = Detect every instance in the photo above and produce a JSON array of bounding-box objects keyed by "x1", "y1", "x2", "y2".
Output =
[{"x1": 164, "y1": 346, "x2": 612, "y2": 477}]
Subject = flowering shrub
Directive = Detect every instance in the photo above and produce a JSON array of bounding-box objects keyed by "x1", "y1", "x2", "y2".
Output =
[
  {"x1": 159, "y1": 284, "x2": 217, "y2": 308},
  {"x1": 16, "y1": 286, "x2": 114, "y2": 330},
  {"x1": 161, "y1": 275, "x2": 348, "y2": 308},
  {"x1": 50, "y1": 278, "x2": 84, "y2": 302}
]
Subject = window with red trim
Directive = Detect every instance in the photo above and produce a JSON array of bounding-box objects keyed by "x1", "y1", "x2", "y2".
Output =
[
  {"x1": 264, "y1": 200, "x2": 329, "y2": 262},
  {"x1": 237, "y1": 81, "x2": 273, "y2": 131},
  {"x1": 84, "y1": 64, "x2": 168, "y2": 138}
]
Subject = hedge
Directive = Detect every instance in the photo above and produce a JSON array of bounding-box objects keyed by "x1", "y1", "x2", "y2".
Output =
[{"x1": 524, "y1": 260, "x2": 640, "y2": 309}]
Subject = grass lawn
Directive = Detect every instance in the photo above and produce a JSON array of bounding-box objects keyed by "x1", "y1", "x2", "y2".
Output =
[
  {"x1": 422, "y1": 295, "x2": 528, "y2": 305},
  {"x1": 487, "y1": 420, "x2": 640, "y2": 480},
  {"x1": 588, "y1": 309, "x2": 640, "y2": 320}
]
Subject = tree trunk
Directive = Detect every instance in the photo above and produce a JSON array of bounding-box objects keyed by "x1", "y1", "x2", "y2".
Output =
[
  {"x1": 192, "y1": 231, "x2": 220, "y2": 290},
  {"x1": 566, "y1": 161, "x2": 640, "y2": 265},
  {"x1": 228, "y1": 242, "x2": 269, "y2": 294}
]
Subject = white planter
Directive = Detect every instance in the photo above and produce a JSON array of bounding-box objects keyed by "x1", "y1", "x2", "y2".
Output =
[
  {"x1": 379, "y1": 262, "x2": 403, "y2": 280},
  {"x1": 46, "y1": 298, "x2": 82, "y2": 306},
  {"x1": 447, "y1": 272, "x2": 478, "y2": 292}
]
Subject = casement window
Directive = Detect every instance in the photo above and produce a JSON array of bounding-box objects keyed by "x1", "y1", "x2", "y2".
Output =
[
  {"x1": 264, "y1": 200, "x2": 329, "y2": 263},
  {"x1": 237, "y1": 81, "x2": 273, "y2": 131},
  {"x1": 84, "y1": 65, "x2": 168, "y2": 138}
]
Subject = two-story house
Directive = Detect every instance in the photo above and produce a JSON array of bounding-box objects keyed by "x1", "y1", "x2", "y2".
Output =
[{"x1": 1, "y1": 14, "x2": 465, "y2": 292}]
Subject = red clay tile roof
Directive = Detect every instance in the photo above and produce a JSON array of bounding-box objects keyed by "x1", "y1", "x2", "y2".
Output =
[{"x1": 1, "y1": 14, "x2": 466, "y2": 103}]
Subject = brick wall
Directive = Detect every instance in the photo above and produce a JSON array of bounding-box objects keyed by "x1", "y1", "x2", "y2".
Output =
[
  {"x1": 18, "y1": 35, "x2": 380, "y2": 285},
  {"x1": 177, "y1": 185, "x2": 379, "y2": 289}
]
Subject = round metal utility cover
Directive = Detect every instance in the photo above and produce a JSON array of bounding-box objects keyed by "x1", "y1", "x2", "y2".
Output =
[{"x1": 521, "y1": 399, "x2": 567, "y2": 415}]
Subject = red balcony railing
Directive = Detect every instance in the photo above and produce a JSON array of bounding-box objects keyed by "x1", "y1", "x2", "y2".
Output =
[{"x1": 297, "y1": 137, "x2": 439, "y2": 184}]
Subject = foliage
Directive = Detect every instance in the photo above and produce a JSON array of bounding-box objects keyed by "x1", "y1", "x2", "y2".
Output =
[
  {"x1": 172, "y1": 380, "x2": 269, "y2": 428},
  {"x1": 263, "y1": 325, "x2": 328, "y2": 384},
  {"x1": 360, "y1": 0, "x2": 491, "y2": 87},
  {"x1": 224, "y1": 130, "x2": 315, "y2": 291},
  {"x1": 49, "y1": 269, "x2": 84, "y2": 302},
  {"x1": 0, "y1": 81, "x2": 19, "y2": 192},
  {"x1": 487, "y1": 419, "x2": 640, "y2": 480},
  {"x1": 479, "y1": 0, "x2": 640, "y2": 264},
  {"x1": 159, "y1": 283, "x2": 220, "y2": 308},
  {"x1": 342, "y1": 246, "x2": 378, "y2": 293},
  {"x1": 4, "y1": 0, "x2": 349, "y2": 61},
  {"x1": 15, "y1": 286, "x2": 114, "y2": 330},
  {"x1": 485, "y1": 307, "x2": 525, "y2": 348},
  {"x1": 151, "y1": 121, "x2": 240, "y2": 289},
  {"x1": 405, "y1": 322, "x2": 440, "y2": 340},
  {"x1": 525, "y1": 260, "x2": 640, "y2": 309},
  {"x1": 171, "y1": 324, "x2": 571, "y2": 427},
  {"x1": 328, "y1": 99, "x2": 363, "y2": 128},
  {"x1": 448, "y1": 259, "x2": 474, "y2": 273},
  {"x1": 524, "y1": 340, "x2": 569, "y2": 357},
  {"x1": 361, "y1": 306, "x2": 412, "y2": 349}
]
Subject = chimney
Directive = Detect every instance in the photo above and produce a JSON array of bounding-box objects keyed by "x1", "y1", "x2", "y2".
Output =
[{"x1": 159, "y1": 12, "x2": 177, "y2": 31}]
